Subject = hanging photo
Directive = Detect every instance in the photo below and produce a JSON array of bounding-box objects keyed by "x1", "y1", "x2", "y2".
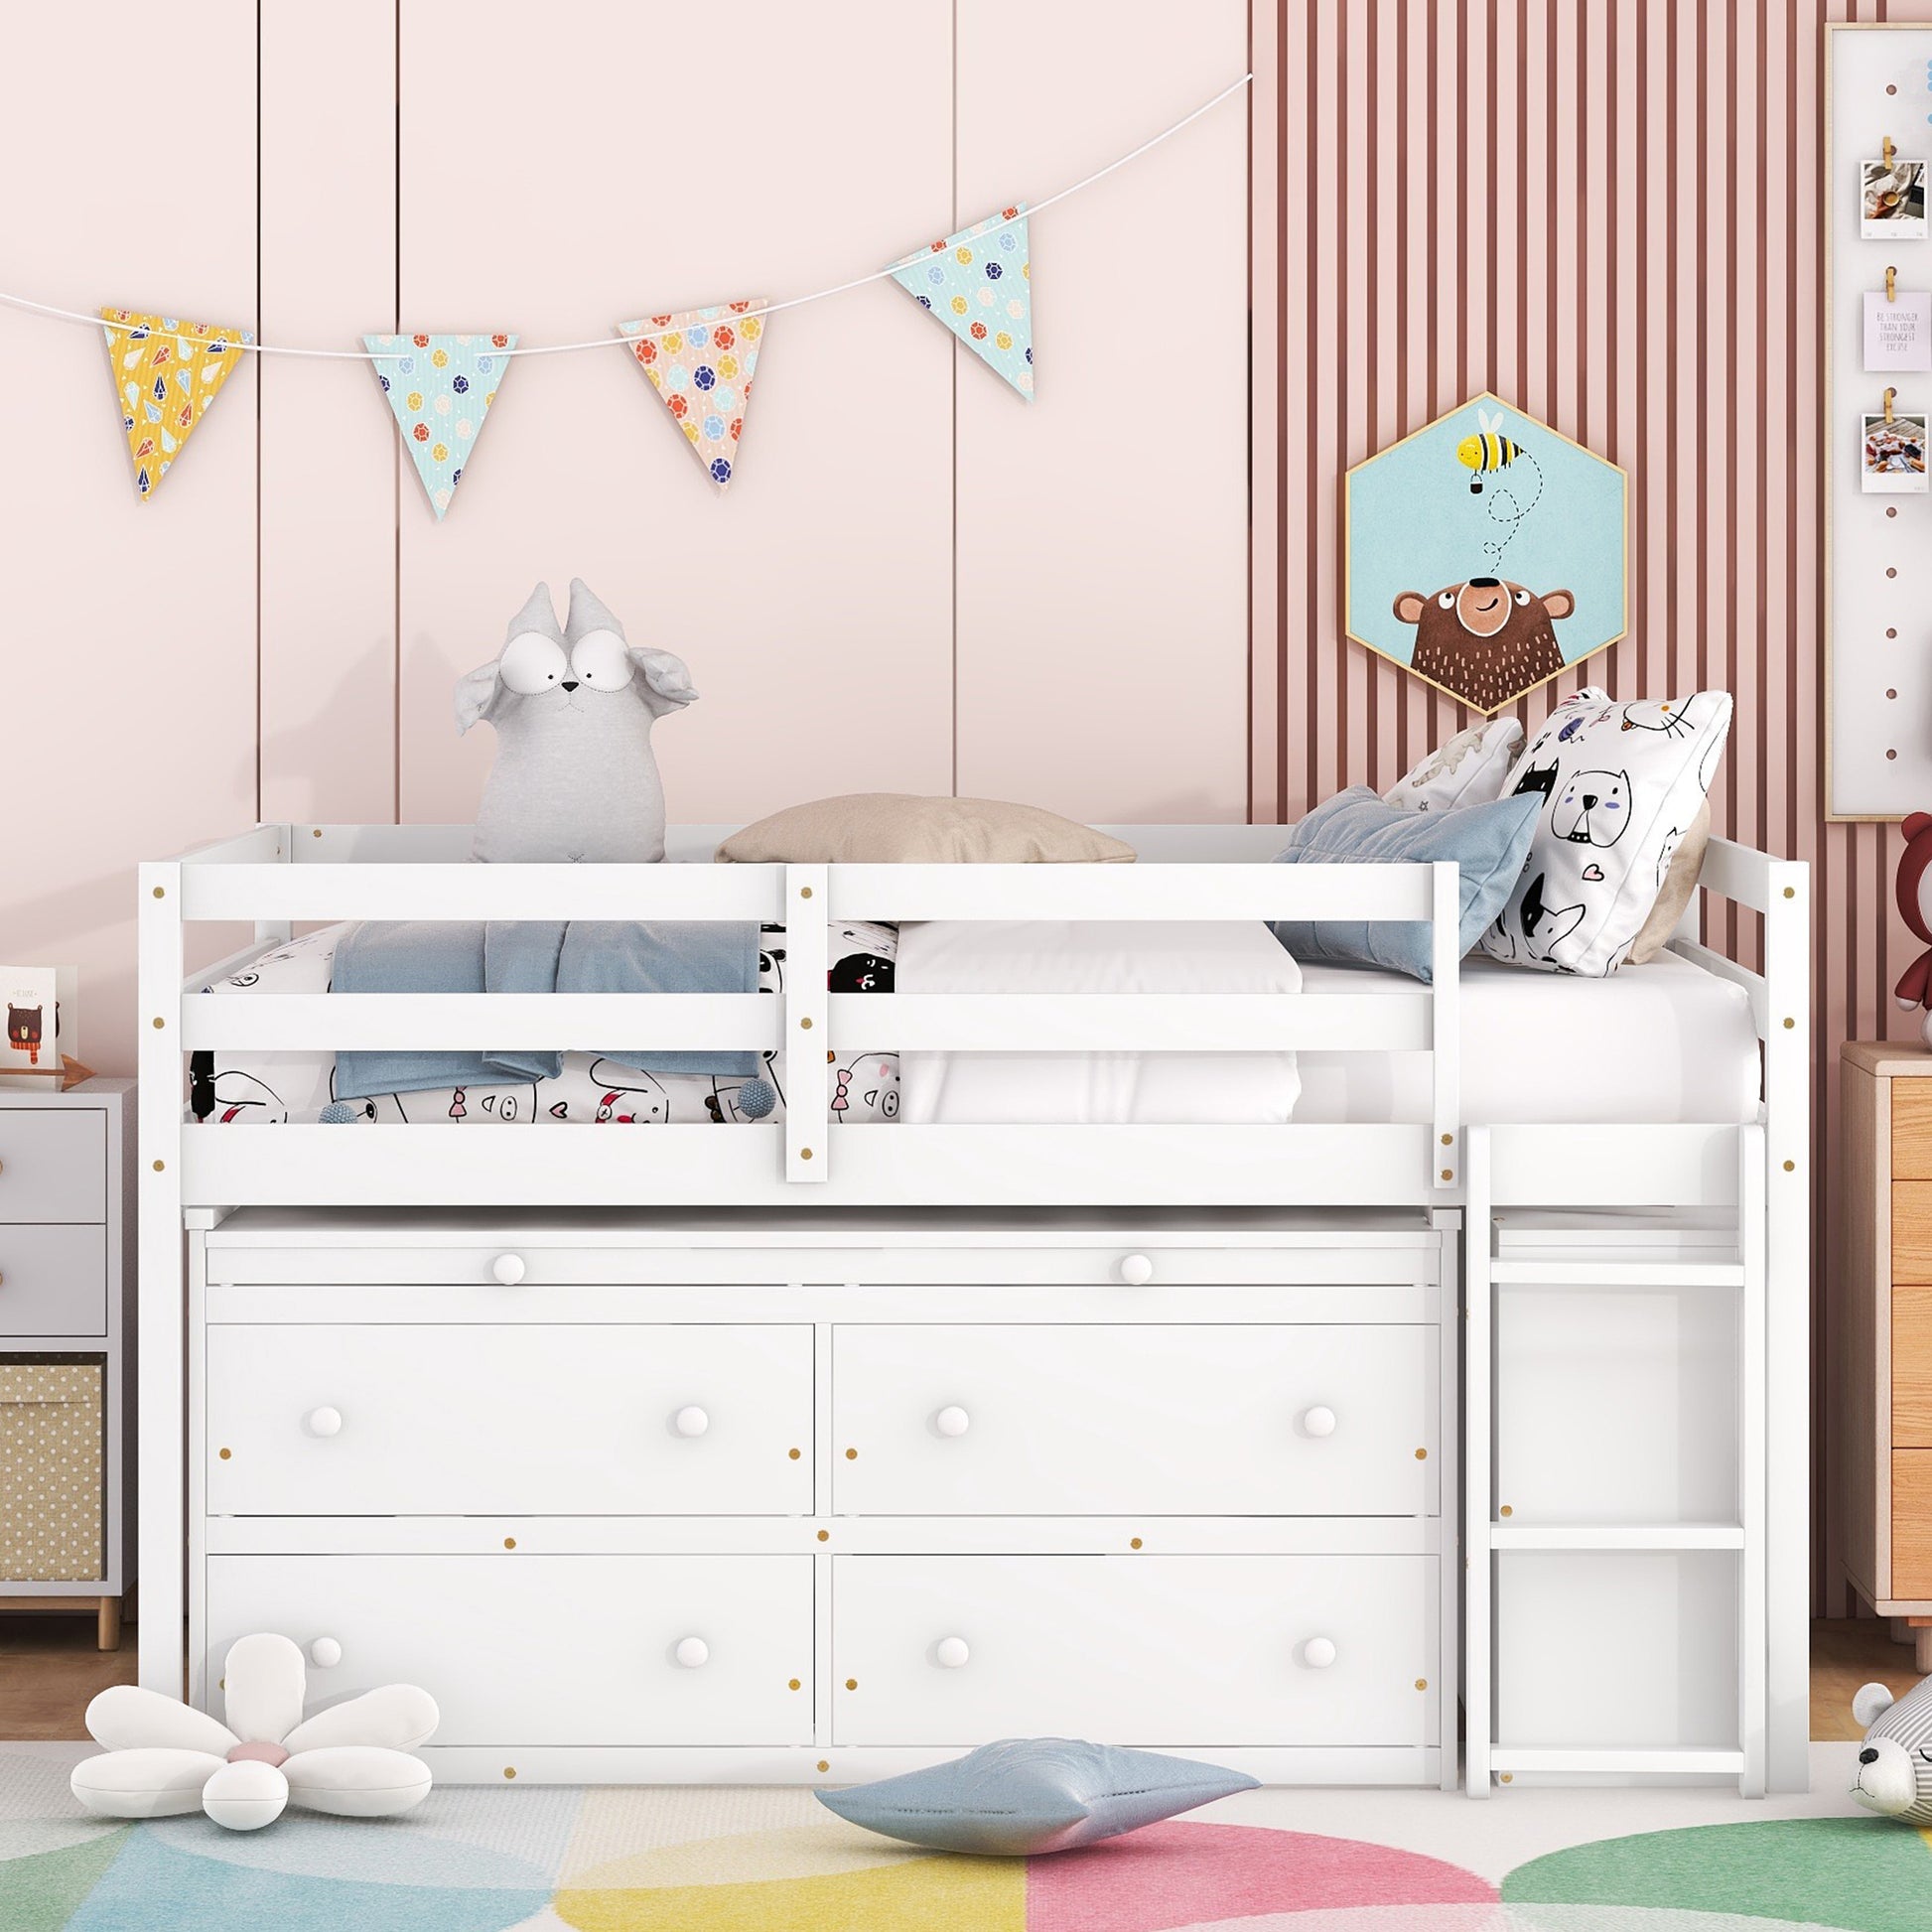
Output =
[
  {"x1": 1865, "y1": 289, "x2": 1932, "y2": 370},
  {"x1": 1863, "y1": 408, "x2": 1929, "y2": 491},
  {"x1": 1863, "y1": 156, "x2": 1929, "y2": 238}
]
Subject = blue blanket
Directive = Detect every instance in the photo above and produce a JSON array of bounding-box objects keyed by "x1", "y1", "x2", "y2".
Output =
[{"x1": 332, "y1": 919, "x2": 759, "y2": 1100}]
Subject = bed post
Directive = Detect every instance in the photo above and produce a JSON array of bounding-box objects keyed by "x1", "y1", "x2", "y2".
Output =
[
  {"x1": 1761, "y1": 859, "x2": 1810, "y2": 1793},
  {"x1": 136, "y1": 859, "x2": 185, "y2": 1696},
  {"x1": 784, "y1": 865, "x2": 828, "y2": 1182}
]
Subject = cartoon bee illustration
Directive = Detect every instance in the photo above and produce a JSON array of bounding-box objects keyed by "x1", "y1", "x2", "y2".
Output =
[{"x1": 1456, "y1": 407, "x2": 1524, "y2": 495}]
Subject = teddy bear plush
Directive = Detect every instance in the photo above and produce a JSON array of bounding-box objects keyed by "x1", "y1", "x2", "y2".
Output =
[
  {"x1": 1893, "y1": 813, "x2": 1932, "y2": 1047},
  {"x1": 457, "y1": 579, "x2": 697, "y2": 864},
  {"x1": 1850, "y1": 1677, "x2": 1932, "y2": 1823}
]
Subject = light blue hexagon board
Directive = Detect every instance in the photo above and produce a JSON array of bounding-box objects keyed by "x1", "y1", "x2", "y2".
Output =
[{"x1": 1345, "y1": 393, "x2": 1628, "y2": 713}]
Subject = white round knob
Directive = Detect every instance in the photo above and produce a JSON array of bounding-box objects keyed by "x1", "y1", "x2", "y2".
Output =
[
  {"x1": 492, "y1": 1252, "x2": 526, "y2": 1286},
  {"x1": 309, "y1": 1636, "x2": 342, "y2": 1668},
  {"x1": 934, "y1": 1406, "x2": 971, "y2": 1438},
  {"x1": 1303, "y1": 1405, "x2": 1337, "y2": 1438},
  {"x1": 306, "y1": 1406, "x2": 343, "y2": 1438},
  {"x1": 675, "y1": 1636, "x2": 709, "y2": 1669},
  {"x1": 934, "y1": 1636, "x2": 971, "y2": 1669},
  {"x1": 1118, "y1": 1253, "x2": 1155, "y2": 1286},
  {"x1": 1304, "y1": 1636, "x2": 1337, "y2": 1669},
  {"x1": 674, "y1": 1406, "x2": 710, "y2": 1438}
]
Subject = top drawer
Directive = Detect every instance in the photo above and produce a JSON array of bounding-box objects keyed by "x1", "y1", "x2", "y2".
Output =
[
  {"x1": 1898, "y1": 1085, "x2": 1932, "y2": 1182},
  {"x1": 0, "y1": 1114, "x2": 104, "y2": 1224}
]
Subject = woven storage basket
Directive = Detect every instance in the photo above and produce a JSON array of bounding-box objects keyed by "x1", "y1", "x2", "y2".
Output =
[{"x1": 0, "y1": 1357, "x2": 102, "y2": 1582}]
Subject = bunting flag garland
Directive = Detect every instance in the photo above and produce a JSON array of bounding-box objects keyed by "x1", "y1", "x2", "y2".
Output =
[
  {"x1": 889, "y1": 207, "x2": 1034, "y2": 400},
  {"x1": 617, "y1": 303, "x2": 764, "y2": 490},
  {"x1": 364, "y1": 333, "x2": 515, "y2": 518},
  {"x1": 100, "y1": 309, "x2": 252, "y2": 498}
]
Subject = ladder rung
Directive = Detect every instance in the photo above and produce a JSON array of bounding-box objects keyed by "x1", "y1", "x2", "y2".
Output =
[
  {"x1": 1486, "y1": 1260, "x2": 1746, "y2": 1289},
  {"x1": 1491, "y1": 1746, "x2": 1746, "y2": 1777},
  {"x1": 1486, "y1": 1522, "x2": 1745, "y2": 1552}
]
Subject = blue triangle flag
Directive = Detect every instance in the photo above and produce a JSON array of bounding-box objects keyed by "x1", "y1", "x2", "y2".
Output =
[
  {"x1": 364, "y1": 333, "x2": 516, "y2": 518},
  {"x1": 890, "y1": 206, "x2": 1033, "y2": 399}
]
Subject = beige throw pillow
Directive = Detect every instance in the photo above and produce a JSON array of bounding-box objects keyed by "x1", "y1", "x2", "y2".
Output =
[
  {"x1": 1625, "y1": 798, "x2": 1712, "y2": 964},
  {"x1": 716, "y1": 795, "x2": 1136, "y2": 865}
]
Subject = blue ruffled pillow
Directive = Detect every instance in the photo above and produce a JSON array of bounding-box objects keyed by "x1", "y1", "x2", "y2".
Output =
[
  {"x1": 1270, "y1": 785, "x2": 1540, "y2": 981},
  {"x1": 815, "y1": 1736, "x2": 1257, "y2": 1857}
]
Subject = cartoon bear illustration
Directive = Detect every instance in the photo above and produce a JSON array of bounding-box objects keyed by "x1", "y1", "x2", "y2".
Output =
[
  {"x1": 1551, "y1": 769, "x2": 1631, "y2": 846},
  {"x1": 1392, "y1": 579, "x2": 1576, "y2": 713}
]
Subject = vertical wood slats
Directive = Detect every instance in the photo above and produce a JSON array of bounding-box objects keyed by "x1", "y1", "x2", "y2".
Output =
[{"x1": 1256, "y1": 0, "x2": 1932, "y2": 1611}]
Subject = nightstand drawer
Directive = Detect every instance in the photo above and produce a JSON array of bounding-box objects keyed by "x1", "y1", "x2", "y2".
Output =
[
  {"x1": 1898, "y1": 1086, "x2": 1932, "y2": 1180},
  {"x1": 0, "y1": 1113, "x2": 104, "y2": 1225},
  {"x1": 1896, "y1": 1186, "x2": 1932, "y2": 1284},
  {"x1": 0, "y1": 1226, "x2": 106, "y2": 1336},
  {"x1": 1897, "y1": 1452, "x2": 1932, "y2": 1596}
]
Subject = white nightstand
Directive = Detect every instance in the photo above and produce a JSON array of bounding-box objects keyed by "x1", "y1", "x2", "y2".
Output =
[{"x1": 0, "y1": 1078, "x2": 134, "y2": 1649}]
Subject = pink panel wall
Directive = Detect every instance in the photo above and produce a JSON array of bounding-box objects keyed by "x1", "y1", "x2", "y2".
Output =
[{"x1": 0, "y1": 2, "x2": 260, "y2": 1075}]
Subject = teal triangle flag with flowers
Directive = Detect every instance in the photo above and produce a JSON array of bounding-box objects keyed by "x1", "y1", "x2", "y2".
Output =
[
  {"x1": 617, "y1": 303, "x2": 765, "y2": 491},
  {"x1": 364, "y1": 333, "x2": 515, "y2": 518},
  {"x1": 889, "y1": 206, "x2": 1033, "y2": 399}
]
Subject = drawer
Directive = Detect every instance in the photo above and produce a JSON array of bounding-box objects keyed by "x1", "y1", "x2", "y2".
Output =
[
  {"x1": 0, "y1": 1226, "x2": 106, "y2": 1337},
  {"x1": 206, "y1": 1325, "x2": 813, "y2": 1516},
  {"x1": 832, "y1": 1324, "x2": 1436, "y2": 1516},
  {"x1": 0, "y1": 1359, "x2": 102, "y2": 1581},
  {"x1": 831, "y1": 1555, "x2": 1437, "y2": 1747},
  {"x1": 1897, "y1": 1452, "x2": 1932, "y2": 1596},
  {"x1": 1897, "y1": 1085, "x2": 1932, "y2": 1180},
  {"x1": 1896, "y1": 1290, "x2": 1932, "y2": 1448},
  {"x1": 1897, "y1": 1186, "x2": 1932, "y2": 1284},
  {"x1": 0, "y1": 1112, "x2": 103, "y2": 1224},
  {"x1": 205, "y1": 1554, "x2": 813, "y2": 1746}
]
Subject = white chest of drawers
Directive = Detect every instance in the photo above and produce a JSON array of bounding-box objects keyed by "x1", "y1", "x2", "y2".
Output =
[{"x1": 187, "y1": 1207, "x2": 1453, "y2": 1786}]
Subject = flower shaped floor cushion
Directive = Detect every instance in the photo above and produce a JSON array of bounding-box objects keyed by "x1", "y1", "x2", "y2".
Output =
[
  {"x1": 816, "y1": 1736, "x2": 1259, "y2": 1856},
  {"x1": 70, "y1": 1632, "x2": 437, "y2": 1831}
]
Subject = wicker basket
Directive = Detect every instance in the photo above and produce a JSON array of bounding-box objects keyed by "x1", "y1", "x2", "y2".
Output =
[{"x1": 0, "y1": 1357, "x2": 102, "y2": 1582}]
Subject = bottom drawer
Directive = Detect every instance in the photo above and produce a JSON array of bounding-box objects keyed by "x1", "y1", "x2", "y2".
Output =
[
  {"x1": 831, "y1": 1555, "x2": 1437, "y2": 1748},
  {"x1": 0, "y1": 1357, "x2": 102, "y2": 1582},
  {"x1": 204, "y1": 1554, "x2": 813, "y2": 1746}
]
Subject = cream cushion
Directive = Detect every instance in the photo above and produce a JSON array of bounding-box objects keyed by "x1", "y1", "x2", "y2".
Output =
[{"x1": 717, "y1": 795, "x2": 1135, "y2": 865}]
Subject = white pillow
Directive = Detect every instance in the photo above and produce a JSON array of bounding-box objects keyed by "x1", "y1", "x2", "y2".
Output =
[
  {"x1": 1478, "y1": 687, "x2": 1732, "y2": 977},
  {"x1": 1383, "y1": 718, "x2": 1525, "y2": 813}
]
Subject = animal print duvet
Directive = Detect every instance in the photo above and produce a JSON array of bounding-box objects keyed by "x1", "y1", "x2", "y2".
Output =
[{"x1": 188, "y1": 921, "x2": 900, "y2": 1127}]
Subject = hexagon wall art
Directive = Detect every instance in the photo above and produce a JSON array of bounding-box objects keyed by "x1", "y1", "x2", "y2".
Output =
[{"x1": 1344, "y1": 394, "x2": 1628, "y2": 713}]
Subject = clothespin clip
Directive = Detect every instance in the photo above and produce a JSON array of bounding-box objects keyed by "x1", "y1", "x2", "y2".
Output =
[
  {"x1": 1885, "y1": 134, "x2": 1898, "y2": 172},
  {"x1": 1888, "y1": 264, "x2": 1899, "y2": 304},
  {"x1": 1886, "y1": 385, "x2": 1898, "y2": 425}
]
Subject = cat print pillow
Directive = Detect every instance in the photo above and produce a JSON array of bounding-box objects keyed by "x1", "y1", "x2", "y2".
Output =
[{"x1": 1478, "y1": 686, "x2": 1732, "y2": 977}]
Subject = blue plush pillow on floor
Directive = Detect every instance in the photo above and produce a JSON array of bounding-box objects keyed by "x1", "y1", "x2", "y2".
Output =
[
  {"x1": 1270, "y1": 784, "x2": 1540, "y2": 981},
  {"x1": 815, "y1": 1736, "x2": 1258, "y2": 1857}
]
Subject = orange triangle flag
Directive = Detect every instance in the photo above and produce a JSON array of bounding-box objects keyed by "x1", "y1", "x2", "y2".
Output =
[
  {"x1": 617, "y1": 303, "x2": 764, "y2": 490},
  {"x1": 101, "y1": 310, "x2": 251, "y2": 498}
]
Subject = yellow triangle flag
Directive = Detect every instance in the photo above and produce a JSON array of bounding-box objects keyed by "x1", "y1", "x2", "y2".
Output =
[{"x1": 100, "y1": 309, "x2": 252, "y2": 498}]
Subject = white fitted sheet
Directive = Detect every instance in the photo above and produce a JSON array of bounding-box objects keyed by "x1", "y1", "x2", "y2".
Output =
[{"x1": 1291, "y1": 950, "x2": 1760, "y2": 1125}]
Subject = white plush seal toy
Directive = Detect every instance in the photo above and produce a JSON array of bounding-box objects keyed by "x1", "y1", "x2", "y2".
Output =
[{"x1": 457, "y1": 578, "x2": 697, "y2": 864}]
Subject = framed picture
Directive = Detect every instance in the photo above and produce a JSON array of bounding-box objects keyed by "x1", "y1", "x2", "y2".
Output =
[
  {"x1": 1863, "y1": 409, "x2": 1929, "y2": 492},
  {"x1": 1863, "y1": 156, "x2": 1928, "y2": 239},
  {"x1": 0, "y1": 967, "x2": 58, "y2": 1073}
]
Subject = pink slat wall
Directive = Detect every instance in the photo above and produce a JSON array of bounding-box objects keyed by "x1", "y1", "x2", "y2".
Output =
[{"x1": 1254, "y1": 0, "x2": 1928, "y2": 1610}]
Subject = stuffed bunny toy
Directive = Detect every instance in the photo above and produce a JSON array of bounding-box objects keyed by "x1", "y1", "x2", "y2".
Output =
[
  {"x1": 1851, "y1": 1677, "x2": 1932, "y2": 1823},
  {"x1": 457, "y1": 579, "x2": 697, "y2": 863}
]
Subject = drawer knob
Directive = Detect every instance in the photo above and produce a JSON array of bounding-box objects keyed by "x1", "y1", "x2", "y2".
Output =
[
  {"x1": 492, "y1": 1253, "x2": 527, "y2": 1287},
  {"x1": 1118, "y1": 1253, "x2": 1155, "y2": 1286},
  {"x1": 673, "y1": 1406, "x2": 710, "y2": 1439},
  {"x1": 934, "y1": 1636, "x2": 971, "y2": 1669},
  {"x1": 675, "y1": 1636, "x2": 710, "y2": 1669},
  {"x1": 1304, "y1": 1636, "x2": 1337, "y2": 1669},
  {"x1": 306, "y1": 1407, "x2": 343, "y2": 1439},
  {"x1": 309, "y1": 1637, "x2": 342, "y2": 1668},
  {"x1": 1302, "y1": 1405, "x2": 1337, "y2": 1438},
  {"x1": 933, "y1": 1406, "x2": 971, "y2": 1439}
]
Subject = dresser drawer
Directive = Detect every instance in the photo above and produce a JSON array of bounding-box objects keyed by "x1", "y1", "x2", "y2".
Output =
[
  {"x1": 1897, "y1": 1185, "x2": 1932, "y2": 1285},
  {"x1": 1897, "y1": 1086, "x2": 1932, "y2": 1180},
  {"x1": 205, "y1": 1324, "x2": 812, "y2": 1516},
  {"x1": 0, "y1": 1360, "x2": 102, "y2": 1581},
  {"x1": 0, "y1": 1112, "x2": 104, "y2": 1225},
  {"x1": 831, "y1": 1324, "x2": 1436, "y2": 1517},
  {"x1": 0, "y1": 1226, "x2": 106, "y2": 1336},
  {"x1": 205, "y1": 1554, "x2": 813, "y2": 1746},
  {"x1": 831, "y1": 1555, "x2": 1437, "y2": 1747}
]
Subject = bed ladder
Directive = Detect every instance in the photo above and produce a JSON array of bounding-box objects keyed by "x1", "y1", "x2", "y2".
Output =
[{"x1": 1461, "y1": 1123, "x2": 1767, "y2": 1797}]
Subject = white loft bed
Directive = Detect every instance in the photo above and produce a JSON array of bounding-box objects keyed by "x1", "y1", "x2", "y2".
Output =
[{"x1": 136, "y1": 821, "x2": 1810, "y2": 1791}]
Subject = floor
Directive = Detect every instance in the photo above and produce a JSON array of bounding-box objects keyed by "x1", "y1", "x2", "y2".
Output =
[{"x1": 0, "y1": 1613, "x2": 1909, "y2": 1745}]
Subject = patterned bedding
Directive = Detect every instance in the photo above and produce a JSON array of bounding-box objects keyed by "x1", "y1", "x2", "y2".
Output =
[{"x1": 187, "y1": 921, "x2": 900, "y2": 1127}]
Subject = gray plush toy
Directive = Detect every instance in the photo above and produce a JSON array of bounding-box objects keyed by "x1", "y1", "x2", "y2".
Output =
[{"x1": 457, "y1": 579, "x2": 697, "y2": 863}]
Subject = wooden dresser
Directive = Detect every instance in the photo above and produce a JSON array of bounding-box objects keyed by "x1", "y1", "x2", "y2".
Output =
[{"x1": 1839, "y1": 1041, "x2": 1932, "y2": 1665}]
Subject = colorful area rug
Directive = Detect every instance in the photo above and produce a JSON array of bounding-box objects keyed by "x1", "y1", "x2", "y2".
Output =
[{"x1": 4, "y1": 1750, "x2": 1927, "y2": 1931}]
